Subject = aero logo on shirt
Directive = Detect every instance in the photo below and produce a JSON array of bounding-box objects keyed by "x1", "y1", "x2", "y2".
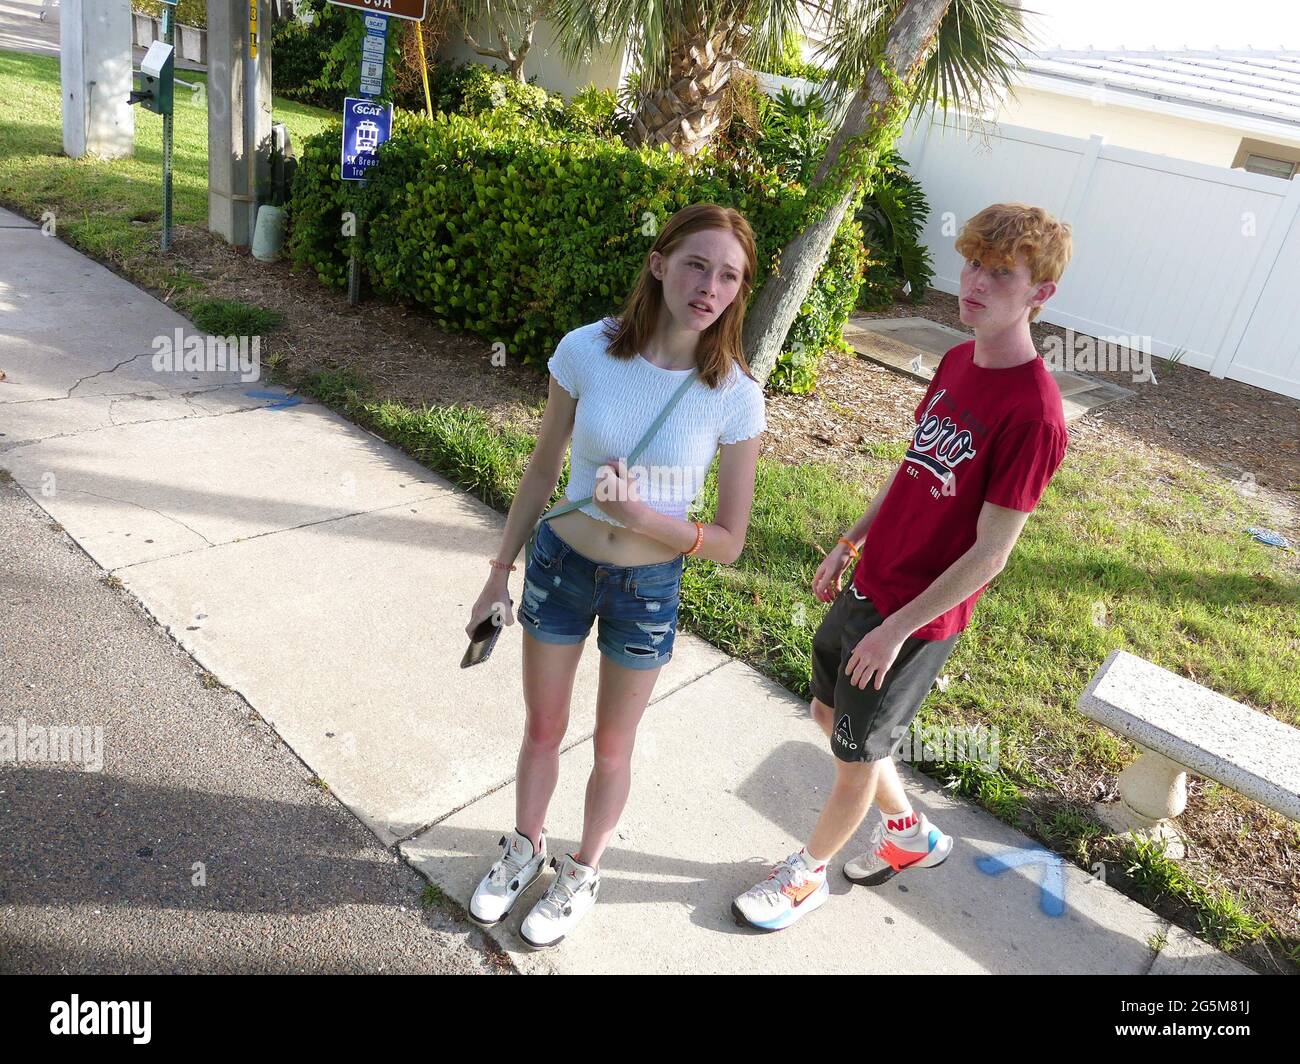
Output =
[{"x1": 906, "y1": 389, "x2": 978, "y2": 492}]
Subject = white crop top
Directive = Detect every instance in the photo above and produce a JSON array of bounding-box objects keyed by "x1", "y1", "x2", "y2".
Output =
[{"x1": 546, "y1": 318, "x2": 767, "y2": 528}]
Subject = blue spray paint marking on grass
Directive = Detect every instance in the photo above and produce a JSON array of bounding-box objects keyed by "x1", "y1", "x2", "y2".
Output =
[
  {"x1": 244, "y1": 390, "x2": 301, "y2": 410},
  {"x1": 976, "y1": 846, "x2": 1067, "y2": 917}
]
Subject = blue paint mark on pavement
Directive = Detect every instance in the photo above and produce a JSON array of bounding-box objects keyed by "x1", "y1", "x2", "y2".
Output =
[
  {"x1": 976, "y1": 846, "x2": 1067, "y2": 917},
  {"x1": 244, "y1": 390, "x2": 301, "y2": 410}
]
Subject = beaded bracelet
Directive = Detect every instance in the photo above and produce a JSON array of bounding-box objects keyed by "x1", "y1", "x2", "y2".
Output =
[
  {"x1": 684, "y1": 520, "x2": 705, "y2": 556},
  {"x1": 487, "y1": 559, "x2": 516, "y2": 572}
]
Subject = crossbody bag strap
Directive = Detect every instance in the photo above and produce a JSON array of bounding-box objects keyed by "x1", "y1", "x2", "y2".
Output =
[{"x1": 538, "y1": 366, "x2": 699, "y2": 523}]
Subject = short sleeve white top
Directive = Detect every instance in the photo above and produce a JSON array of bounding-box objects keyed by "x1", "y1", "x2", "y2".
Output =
[{"x1": 546, "y1": 317, "x2": 766, "y2": 528}]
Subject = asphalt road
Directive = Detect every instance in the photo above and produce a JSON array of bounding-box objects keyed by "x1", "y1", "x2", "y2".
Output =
[{"x1": 0, "y1": 477, "x2": 508, "y2": 974}]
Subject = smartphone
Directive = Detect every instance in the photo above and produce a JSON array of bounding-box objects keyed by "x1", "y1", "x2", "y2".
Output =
[{"x1": 461, "y1": 614, "x2": 503, "y2": 668}]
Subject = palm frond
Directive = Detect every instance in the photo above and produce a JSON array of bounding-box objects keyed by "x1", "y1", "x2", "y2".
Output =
[
  {"x1": 910, "y1": 0, "x2": 1033, "y2": 117},
  {"x1": 800, "y1": 0, "x2": 1030, "y2": 120}
]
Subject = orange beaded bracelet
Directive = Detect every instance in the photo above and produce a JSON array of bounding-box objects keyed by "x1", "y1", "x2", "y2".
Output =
[{"x1": 684, "y1": 520, "x2": 705, "y2": 556}]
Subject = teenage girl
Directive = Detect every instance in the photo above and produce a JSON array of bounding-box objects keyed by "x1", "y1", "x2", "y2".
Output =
[{"x1": 462, "y1": 203, "x2": 767, "y2": 948}]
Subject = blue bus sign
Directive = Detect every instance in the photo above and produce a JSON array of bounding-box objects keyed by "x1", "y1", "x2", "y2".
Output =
[{"x1": 341, "y1": 97, "x2": 393, "y2": 182}]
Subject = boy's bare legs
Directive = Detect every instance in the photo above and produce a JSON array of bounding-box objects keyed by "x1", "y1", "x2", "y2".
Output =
[
  {"x1": 732, "y1": 699, "x2": 940, "y2": 929},
  {"x1": 807, "y1": 758, "x2": 881, "y2": 860},
  {"x1": 806, "y1": 697, "x2": 911, "y2": 861},
  {"x1": 870, "y1": 757, "x2": 910, "y2": 814}
]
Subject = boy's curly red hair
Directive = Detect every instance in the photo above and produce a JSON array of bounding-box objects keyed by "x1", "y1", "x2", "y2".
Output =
[{"x1": 955, "y1": 204, "x2": 1073, "y2": 321}]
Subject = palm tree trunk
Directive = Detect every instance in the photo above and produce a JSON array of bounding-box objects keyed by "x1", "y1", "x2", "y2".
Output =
[
  {"x1": 743, "y1": 0, "x2": 952, "y2": 386},
  {"x1": 629, "y1": 9, "x2": 751, "y2": 155}
]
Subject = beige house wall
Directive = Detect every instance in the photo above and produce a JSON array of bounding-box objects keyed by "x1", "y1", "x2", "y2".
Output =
[{"x1": 995, "y1": 84, "x2": 1300, "y2": 170}]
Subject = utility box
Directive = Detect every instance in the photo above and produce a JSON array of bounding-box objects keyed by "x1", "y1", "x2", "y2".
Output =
[{"x1": 132, "y1": 41, "x2": 175, "y2": 115}]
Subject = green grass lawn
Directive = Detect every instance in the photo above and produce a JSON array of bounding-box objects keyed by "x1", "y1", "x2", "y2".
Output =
[{"x1": 0, "y1": 49, "x2": 333, "y2": 262}]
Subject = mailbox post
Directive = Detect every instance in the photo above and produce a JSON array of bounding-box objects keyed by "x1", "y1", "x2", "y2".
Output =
[{"x1": 127, "y1": 0, "x2": 177, "y2": 250}]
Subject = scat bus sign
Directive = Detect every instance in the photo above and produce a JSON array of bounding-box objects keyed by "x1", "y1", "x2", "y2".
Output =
[
  {"x1": 341, "y1": 97, "x2": 393, "y2": 181},
  {"x1": 326, "y1": 0, "x2": 428, "y2": 21}
]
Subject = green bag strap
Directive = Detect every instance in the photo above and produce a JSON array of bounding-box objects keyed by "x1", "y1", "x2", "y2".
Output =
[{"x1": 538, "y1": 366, "x2": 699, "y2": 525}]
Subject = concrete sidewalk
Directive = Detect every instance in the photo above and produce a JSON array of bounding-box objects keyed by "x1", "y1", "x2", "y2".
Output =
[{"x1": 0, "y1": 206, "x2": 1253, "y2": 974}]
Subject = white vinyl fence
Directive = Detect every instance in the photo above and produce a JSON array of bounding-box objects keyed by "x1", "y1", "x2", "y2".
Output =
[{"x1": 894, "y1": 113, "x2": 1300, "y2": 399}]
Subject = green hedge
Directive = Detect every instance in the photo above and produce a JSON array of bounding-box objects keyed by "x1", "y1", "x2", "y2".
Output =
[{"x1": 287, "y1": 110, "x2": 865, "y2": 392}]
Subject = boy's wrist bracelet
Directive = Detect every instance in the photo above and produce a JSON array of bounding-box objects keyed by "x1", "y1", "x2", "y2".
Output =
[{"x1": 836, "y1": 536, "x2": 860, "y2": 561}]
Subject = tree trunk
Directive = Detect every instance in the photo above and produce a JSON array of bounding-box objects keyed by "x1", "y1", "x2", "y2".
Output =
[
  {"x1": 459, "y1": 6, "x2": 544, "y2": 84},
  {"x1": 629, "y1": 10, "x2": 751, "y2": 156},
  {"x1": 742, "y1": 0, "x2": 952, "y2": 386}
]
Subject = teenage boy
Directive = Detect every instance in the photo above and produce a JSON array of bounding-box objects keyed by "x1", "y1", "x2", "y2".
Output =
[{"x1": 734, "y1": 202, "x2": 1074, "y2": 931}]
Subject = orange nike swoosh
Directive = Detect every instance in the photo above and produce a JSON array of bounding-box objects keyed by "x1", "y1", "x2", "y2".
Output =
[{"x1": 781, "y1": 880, "x2": 822, "y2": 905}]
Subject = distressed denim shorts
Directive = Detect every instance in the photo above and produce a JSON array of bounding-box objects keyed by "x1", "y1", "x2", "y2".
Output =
[{"x1": 518, "y1": 518, "x2": 683, "y2": 671}]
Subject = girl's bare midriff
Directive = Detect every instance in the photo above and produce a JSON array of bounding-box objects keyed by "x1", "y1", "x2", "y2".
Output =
[{"x1": 546, "y1": 509, "x2": 683, "y2": 567}]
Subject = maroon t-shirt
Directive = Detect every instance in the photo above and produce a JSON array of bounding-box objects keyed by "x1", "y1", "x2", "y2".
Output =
[{"x1": 851, "y1": 340, "x2": 1068, "y2": 640}]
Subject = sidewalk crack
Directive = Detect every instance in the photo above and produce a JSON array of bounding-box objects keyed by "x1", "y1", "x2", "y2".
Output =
[
  {"x1": 109, "y1": 491, "x2": 443, "y2": 572},
  {"x1": 0, "y1": 389, "x2": 282, "y2": 454},
  {"x1": 11, "y1": 481, "x2": 214, "y2": 546},
  {"x1": 64, "y1": 352, "x2": 152, "y2": 397},
  {"x1": 648, "y1": 655, "x2": 733, "y2": 706}
]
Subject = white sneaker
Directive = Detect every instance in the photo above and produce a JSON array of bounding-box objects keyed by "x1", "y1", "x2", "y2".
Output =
[
  {"x1": 732, "y1": 850, "x2": 830, "y2": 931},
  {"x1": 519, "y1": 853, "x2": 600, "y2": 949},
  {"x1": 468, "y1": 828, "x2": 547, "y2": 926},
  {"x1": 843, "y1": 812, "x2": 952, "y2": 886}
]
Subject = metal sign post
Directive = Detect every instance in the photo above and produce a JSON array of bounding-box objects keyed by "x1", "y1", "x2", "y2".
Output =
[
  {"x1": 160, "y1": 0, "x2": 176, "y2": 250},
  {"x1": 327, "y1": 0, "x2": 420, "y2": 305},
  {"x1": 127, "y1": 0, "x2": 177, "y2": 250}
]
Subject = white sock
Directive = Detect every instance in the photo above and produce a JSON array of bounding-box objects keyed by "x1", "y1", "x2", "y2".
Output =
[
  {"x1": 798, "y1": 846, "x2": 828, "y2": 878},
  {"x1": 883, "y1": 807, "x2": 921, "y2": 837}
]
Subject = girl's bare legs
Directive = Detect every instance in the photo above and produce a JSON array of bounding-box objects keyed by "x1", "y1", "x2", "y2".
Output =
[
  {"x1": 574, "y1": 653, "x2": 663, "y2": 869},
  {"x1": 516, "y1": 632, "x2": 586, "y2": 848}
]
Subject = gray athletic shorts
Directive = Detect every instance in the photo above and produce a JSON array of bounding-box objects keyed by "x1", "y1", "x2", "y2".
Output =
[{"x1": 810, "y1": 584, "x2": 960, "y2": 763}]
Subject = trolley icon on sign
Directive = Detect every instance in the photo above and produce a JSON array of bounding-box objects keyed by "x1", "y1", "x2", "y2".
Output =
[{"x1": 354, "y1": 120, "x2": 381, "y2": 155}]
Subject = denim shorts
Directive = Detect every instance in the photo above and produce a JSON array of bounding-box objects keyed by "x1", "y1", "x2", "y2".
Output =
[{"x1": 518, "y1": 518, "x2": 683, "y2": 670}]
